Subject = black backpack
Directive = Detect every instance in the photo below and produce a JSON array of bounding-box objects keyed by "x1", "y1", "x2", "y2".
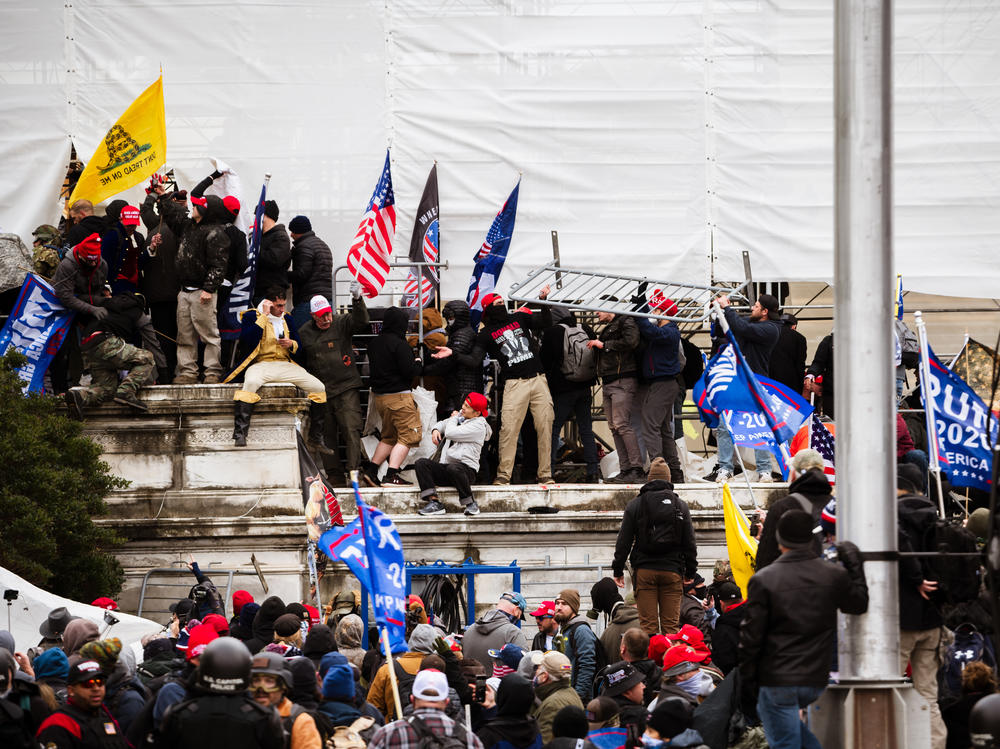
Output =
[
  {"x1": 637, "y1": 490, "x2": 683, "y2": 555},
  {"x1": 925, "y1": 518, "x2": 982, "y2": 605},
  {"x1": 407, "y1": 713, "x2": 469, "y2": 749},
  {"x1": 0, "y1": 698, "x2": 34, "y2": 749},
  {"x1": 393, "y1": 660, "x2": 418, "y2": 711},
  {"x1": 282, "y1": 703, "x2": 335, "y2": 748},
  {"x1": 788, "y1": 493, "x2": 826, "y2": 558},
  {"x1": 563, "y1": 621, "x2": 610, "y2": 697}
]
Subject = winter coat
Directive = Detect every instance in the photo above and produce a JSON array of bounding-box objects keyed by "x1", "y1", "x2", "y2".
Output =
[
  {"x1": 366, "y1": 650, "x2": 423, "y2": 719},
  {"x1": 597, "y1": 315, "x2": 640, "y2": 383},
  {"x1": 66, "y1": 214, "x2": 107, "y2": 247},
  {"x1": 289, "y1": 230, "x2": 334, "y2": 303},
  {"x1": 461, "y1": 609, "x2": 530, "y2": 671},
  {"x1": 254, "y1": 224, "x2": 292, "y2": 298},
  {"x1": 631, "y1": 658, "x2": 662, "y2": 706},
  {"x1": 561, "y1": 615, "x2": 600, "y2": 701},
  {"x1": 161, "y1": 195, "x2": 230, "y2": 293},
  {"x1": 367, "y1": 307, "x2": 421, "y2": 393},
  {"x1": 722, "y1": 307, "x2": 780, "y2": 376},
  {"x1": 302, "y1": 624, "x2": 336, "y2": 668},
  {"x1": 100, "y1": 223, "x2": 147, "y2": 295},
  {"x1": 532, "y1": 678, "x2": 584, "y2": 744},
  {"x1": 432, "y1": 413, "x2": 492, "y2": 472},
  {"x1": 478, "y1": 674, "x2": 543, "y2": 749},
  {"x1": 755, "y1": 468, "x2": 833, "y2": 571},
  {"x1": 244, "y1": 596, "x2": 287, "y2": 655},
  {"x1": 334, "y1": 615, "x2": 366, "y2": 671},
  {"x1": 612, "y1": 480, "x2": 698, "y2": 578},
  {"x1": 710, "y1": 600, "x2": 746, "y2": 675},
  {"x1": 139, "y1": 193, "x2": 181, "y2": 303},
  {"x1": 768, "y1": 325, "x2": 808, "y2": 393},
  {"x1": 424, "y1": 299, "x2": 484, "y2": 408},
  {"x1": 540, "y1": 318, "x2": 597, "y2": 394},
  {"x1": 896, "y1": 414, "x2": 915, "y2": 458},
  {"x1": 407, "y1": 308, "x2": 448, "y2": 351},
  {"x1": 636, "y1": 319, "x2": 681, "y2": 380},
  {"x1": 678, "y1": 595, "x2": 711, "y2": 648},
  {"x1": 53, "y1": 252, "x2": 109, "y2": 319},
  {"x1": 104, "y1": 664, "x2": 148, "y2": 735},
  {"x1": 806, "y1": 333, "x2": 835, "y2": 404},
  {"x1": 897, "y1": 492, "x2": 945, "y2": 631},
  {"x1": 297, "y1": 296, "x2": 368, "y2": 397},
  {"x1": 739, "y1": 545, "x2": 868, "y2": 689},
  {"x1": 599, "y1": 604, "x2": 640, "y2": 665}
]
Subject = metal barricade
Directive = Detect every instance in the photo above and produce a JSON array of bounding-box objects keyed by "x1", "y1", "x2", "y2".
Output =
[{"x1": 136, "y1": 566, "x2": 243, "y2": 620}]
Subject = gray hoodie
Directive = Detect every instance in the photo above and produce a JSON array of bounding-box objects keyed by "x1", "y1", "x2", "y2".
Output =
[
  {"x1": 460, "y1": 609, "x2": 529, "y2": 670},
  {"x1": 432, "y1": 414, "x2": 492, "y2": 472}
]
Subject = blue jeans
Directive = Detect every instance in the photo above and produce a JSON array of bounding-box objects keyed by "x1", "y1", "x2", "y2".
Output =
[
  {"x1": 757, "y1": 685, "x2": 825, "y2": 749},
  {"x1": 716, "y1": 423, "x2": 772, "y2": 475}
]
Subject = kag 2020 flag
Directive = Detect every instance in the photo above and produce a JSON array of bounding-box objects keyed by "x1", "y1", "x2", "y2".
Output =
[
  {"x1": 347, "y1": 151, "x2": 396, "y2": 299},
  {"x1": 70, "y1": 76, "x2": 167, "y2": 207},
  {"x1": 466, "y1": 180, "x2": 520, "y2": 326},
  {"x1": 922, "y1": 345, "x2": 997, "y2": 491},
  {"x1": 0, "y1": 274, "x2": 74, "y2": 393},
  {"x1": 403, "y1": 164, "x2": 439, "y2": 309}
]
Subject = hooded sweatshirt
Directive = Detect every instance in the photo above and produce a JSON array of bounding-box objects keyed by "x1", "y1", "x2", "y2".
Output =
[
  {"x1": 367, "y1": 306, "x2": 421, "y2": 393},
  {"x1": 335, "y1": 614, "x2": 366, "y2": 671},
  {"x1": 244, "y1": 595, "x2": 286, "y2": 654},
  {"x1": 477, "y1": 674, "x2": 543, "y2": 749},
  {"x1": 432, "y1": 413, "x2": 492, "y2": 472},
  {"x1": 460, "y1": 609, "x2": 530, "y2": 673},
  {"x1": 303, "y1": 624, "x2": 337, "y2": 668},
  {"x1": 62, "y1": 619, "x2": 100, "y2": 655},
  {"x1": 754, "y1": 468, "x2": 832, "y2": 571}
]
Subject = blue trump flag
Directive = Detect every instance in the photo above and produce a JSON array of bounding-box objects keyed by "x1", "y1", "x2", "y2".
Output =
[
  {"x1": 318, "y1": 477, "x2": 408, "y2": 654},
  {"x1": 0, "y1": 274, "x2": 74, "y2": 393},
  {"x1": 693, "y1": 329, "x2": 813, "y2": 446},
  {"x1": 221, "y1": 180, "x2": 267, "y2": 340},
  {"x1": 466, "y1": 180, "x2": 519, "y2": 326},
  {"x1": 923, "y1": 345, "x2": 997, "y2": 491}
]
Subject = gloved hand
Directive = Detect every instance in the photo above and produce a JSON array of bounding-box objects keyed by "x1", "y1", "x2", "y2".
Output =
[
  {"x1": 350, "y1": 280, "x2": 362, "y2": 300},
  {"x1": 552, "y1": 633, "x2": 567, "y2": 653},
  {"x1": 91, "y1": 306, "x2": 109, "y2": 321},
  {"x1": 835, "y1": 540, "x2": 866, "y2": 576},
  {"x1": 433, "y1": 636, "x2": 454, "y2": 660},
  {"x1": 630, "y1": 281, "x2": 649, "y2": 310},
  {"x1": 210, "y1": 170, "x2": 223, "y2": 180}
]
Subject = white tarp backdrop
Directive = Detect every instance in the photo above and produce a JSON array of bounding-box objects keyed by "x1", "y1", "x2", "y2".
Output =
[{"x1": 2, "y1": 0, "x2": 1000, "y2": 299}]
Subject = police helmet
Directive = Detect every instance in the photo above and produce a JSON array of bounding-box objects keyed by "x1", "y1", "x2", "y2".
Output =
[
  {"x1": 194, "y1": 638, "x2": 251, "y2": 694},
  {"x1": 250, "y1": 651, "x2": 292, "y2": 691},
  {"x1": 971, "y1": 694, "x2": 1000, "y2": 748}
]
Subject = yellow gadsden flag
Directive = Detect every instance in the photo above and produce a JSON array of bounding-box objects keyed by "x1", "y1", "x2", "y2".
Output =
[
  {"x1": 722, "y1": 482, "x2": 758, "y2": 597},
  {"x1": 70, "y1": 76, "x2": 166, "y2": 206}
]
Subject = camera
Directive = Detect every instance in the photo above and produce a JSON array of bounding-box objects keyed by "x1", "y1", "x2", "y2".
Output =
[
  {"x1": 748, "y1": 511, "x2": 761, "y2": 538},
  {"x1": 3, "y1": 590, "x2": 18, "y2": 602},
  {"x1": 473, "y1": 674, "x2": 487, "y2": 703},
  {"x1": 103, "y1": 610, "x2": 120, "y2": 627}
]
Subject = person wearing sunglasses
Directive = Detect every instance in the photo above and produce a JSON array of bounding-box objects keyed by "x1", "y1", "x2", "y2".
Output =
[{"x1": 36, "y1": 657, "x2": 127, "y2": 747}]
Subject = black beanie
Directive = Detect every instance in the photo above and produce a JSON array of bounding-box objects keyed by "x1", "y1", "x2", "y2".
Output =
[
  {"x1": 288, "y1": 215, "x2": 311, "y2": 234},
  {"x1": 776, "y1": 509, "x2": 815, "y2": 549},
  {"x1": 898, "y1": 463, "x2": 925, "y2": 494},
  {"x1": 590, "y1": 577, "x2": 622, "y2": 616},
  {"x1": 551, "y1": 705, "x2": 589, "y2": 739},
  {"x1": 264, "y1": 200, "x2": 279, "y2": 221}
]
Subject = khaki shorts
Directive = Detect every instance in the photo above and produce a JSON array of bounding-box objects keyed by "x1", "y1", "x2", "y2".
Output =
[{"x1": 375, "y1": 392, "x2": 423, "y2": 447}]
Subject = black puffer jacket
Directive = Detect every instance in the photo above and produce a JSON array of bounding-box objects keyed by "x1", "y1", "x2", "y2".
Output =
[
  {"x1": 597, "y1": 314, "x2": 640, "y2": 383},
  {"x1": 421, "y1": 300, "x2": 483, "y2": 409},
  {"x1": 256, "y1": 224, "x2": 292, "y2": 297},
  {"x1": 612, "y1": 479, "x2": 697, "y2": 578},
  {"x1": 739, "y1": 544, "x2": 868, "y2": 689},
  {"x1": 367, "y1": 307, "x2": 421, "y2": 394},
  {"x1": 139, "y1": 192, "x2": 181, "y2": 303},
  {"x1": 161, "y1": 195, "x2": 230, "y2": 293},
  {"x1": 289, "y1": 230, "x2": 333, "y2": 303},
  {"x1": 755, "y1": 468, "x2": 833, "y2": 571}
]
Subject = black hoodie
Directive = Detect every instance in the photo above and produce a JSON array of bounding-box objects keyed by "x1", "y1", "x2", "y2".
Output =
[
  {"x1": 477, "y1": 674, "x2": 542, "y2": 749},
  {"x1": 368, "y1": 307, "x2": 421, "y2": 393},
  {"x1": 612, "y1": 479, "x2": 698, "y2": 578},
  {"x1": 243, "y1": 595, "x2": 286, "y2": 655},
  {"x1": 755, "y1": 468, "x2": 833, "y2": 571},
  {"x1": 422, "y1": 299, "x2": 482, "y2": 409},
  {"x1": 303, "y1": 624, "x2": 337, "y2": 668},
  {"x1": 898, "y1": 492, "x2": 944, "y2": 631}
]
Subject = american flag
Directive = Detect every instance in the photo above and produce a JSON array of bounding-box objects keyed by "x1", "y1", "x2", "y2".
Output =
[
  {"x1": 347, "y1": 151, "x2": 396, "y2": 298},
  {"x1": 809, "y1": 413, "x2": 836, "y2": 487}
]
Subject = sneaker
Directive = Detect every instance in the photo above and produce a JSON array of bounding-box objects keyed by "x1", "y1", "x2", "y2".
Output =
[
  {"x1": 65, "y1": 390, "x2": 85, "y2": 421},
  {"x1": 113, "y1": 391, "x2": 148, "y2": 412},
  {"x1": 173, "y1": 375, "x2": 198, "y2": 385},
  {"x1": 360, "y1": 463, "x2": 381, "y2": 488},
  {"x1": 384, "y1": 472, "x2": 413, "y2": 486},
  {"x1": 463, "y1": 501, "x2": 481, "y2": 516},
  {"x1": 418, "y1": 498, "x2": 447, "y2": 516},
  {"x1": 757, "y1": 471, "x2": 774, "y2": 483},
  {"x1": 715, "y1": 469, "x2": 734, "y2": 483},
  {"x1": 202, "y1": 374, "x2": 222, "y2": 384}
]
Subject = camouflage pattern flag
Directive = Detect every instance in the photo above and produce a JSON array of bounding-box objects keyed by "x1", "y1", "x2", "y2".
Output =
[
  {"x1": 70, "y1": 76, "x2": 167, "y2": 207},
  {"x1": 954, "y1": 338, "x2": 1000, "y2": 414}
]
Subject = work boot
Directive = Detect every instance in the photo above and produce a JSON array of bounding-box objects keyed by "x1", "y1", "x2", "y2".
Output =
[
  {"x1": 114, "y1": 390, "x2": 148, "y2": 412},
  {"x1": 65, "y1": 389, "x2": 85, "y2": 421},
  {"x1": 306, "y1": 403, "x2": 336, "y2": 455},
  {"x1": 360, "y1": 461, "x2": 381, "y2": 487},
  {"x1": 233, "y1": 402, "x2": 254, "y2": 447}
]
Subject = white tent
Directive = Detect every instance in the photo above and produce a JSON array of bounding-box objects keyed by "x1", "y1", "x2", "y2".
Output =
[{"x1": 0, "y1": 566, "x2": 162, "y2": 655}]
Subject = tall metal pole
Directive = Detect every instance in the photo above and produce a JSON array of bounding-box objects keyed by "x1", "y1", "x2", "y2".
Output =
[{"x1": 834, "y1": 0, "x2": 900, "y2": 695}]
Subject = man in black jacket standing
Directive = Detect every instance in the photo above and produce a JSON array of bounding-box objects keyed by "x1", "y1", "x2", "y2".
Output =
[
  {"x1": 288, "y1": 215, "x2": 334, "y2": 329},
  {"x1": 739, "y1": 510, "x2": 868, "y2": 749},
  {"x1": 253, "y1": 201, "x2": 291, "y2": 306},
  {"x1": 611, "y1": 459, "x2": 697, "y2": 635},
  {"x1": 363, "y1": 306, "x2": 423, "y2": 486}
]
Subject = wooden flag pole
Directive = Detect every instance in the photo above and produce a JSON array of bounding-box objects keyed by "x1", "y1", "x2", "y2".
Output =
[{"x1": 382, "y1": 627, "x2": 404, "y2": 720}]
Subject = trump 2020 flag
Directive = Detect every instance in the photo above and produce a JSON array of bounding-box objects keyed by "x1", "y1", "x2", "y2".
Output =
[
  {"x1": 318, "y1": 518, "x2": 372, "y2": 591},
  {"x1": 403, "y1": 164, "x2": 439, "y2": 309},
  {"x1": 922, "y1": 345, "x2": 997, "y2": 491},
  {"x1": 693, "y1": 330, "x2": 812, "y2": 446},
  {"x1": 347, "y1": 151, "x2": 396, "y2": 299},
  {"x1": 0, "y1": 274, "x2": 74, "y2": 393},
  {"x1": 220, "y1": 179, "x2": 267, "y2": 341},
  {"x1": 70, "y1": 76, "x2": 167, "y2": 207},
  {"x1": 467, "y1": 180, "x2": 520, "y2": 326}
]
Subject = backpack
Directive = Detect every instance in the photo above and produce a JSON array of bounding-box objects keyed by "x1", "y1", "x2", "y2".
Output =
[
  {"x1": 0, "y1": 698, "x2": 33, "y2": 749},
  {"x1": 636, "y1": 490, "x2": 683, "y2": 555},
  {"x1": 894, "y1": 319, "x2": 919, "y2": 369},
  {"x1": 789, "y1": 493, "x2": 826, "y2": 557},
  {"x1": 393, "y1": 660, "x2": 418, "y2": 711},
  {"x1": 328, "y1": 716, "x2": 375, "y2": 749},
  {"x1": 938, "y1": 623, "x2": 997, "y2": 701},
  {"x1": 924, "y1": 518, "x2": 982, "y2": 606},
  {"x1": 564, "y1": 621, "x2": 610, "y2": 696},
  {"x1": 283, "y1": 703, "x2": 336, "y2": 748},
  {"x1": 407, "y1": 713, "x2": 469, "y2": 749},
  {"x1": 560, "y1": 324, "x2": 597, "y2": 382}
]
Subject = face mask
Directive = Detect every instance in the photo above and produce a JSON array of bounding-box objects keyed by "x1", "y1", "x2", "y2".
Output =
[
  {"x1": 640, "y1": 735, "x2": 665, "y2": 749},
  {"x1": 482, "y1": 305, "x2": 507, "y2": 324},
  {"x1": 676, "y1": 670, "x2": 713, "y2": 699}
]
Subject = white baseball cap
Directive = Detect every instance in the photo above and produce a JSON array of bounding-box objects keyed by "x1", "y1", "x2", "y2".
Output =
[
  {"x1": 412, "y1": 668, "x2": 449, "y2": 701},
  {"x1": 310, "y1": 295, "x2": 332, "y2": 316}
]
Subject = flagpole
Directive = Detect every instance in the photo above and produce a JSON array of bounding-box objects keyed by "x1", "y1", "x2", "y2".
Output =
[
  {"x1": 914, "y1": 311, "x2": 946, "y2": 515},
  {"x1": 720, "y1": 411, "x2": 758, "y2": 508},
  {"x1": 349, "y1": 469, "x2": 403, "y2": 719}
]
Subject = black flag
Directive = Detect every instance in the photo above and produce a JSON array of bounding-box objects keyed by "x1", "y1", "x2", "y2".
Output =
[{"x1": 403, "y1": 164, "x2": 440, "y2": 308}]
